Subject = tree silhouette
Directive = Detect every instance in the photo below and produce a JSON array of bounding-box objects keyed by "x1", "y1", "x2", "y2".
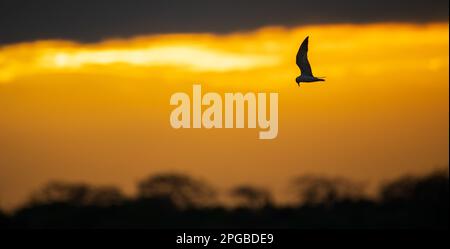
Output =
[
  {"x1": 291, "y1": 175, "x2": 365, "y2": 205},
  {"x1": 230, "y1": 185, "x2": 273, "y2": 209},
  {"x1": 29, "y1": 181, "x2": 124, "y2": 206},
  {"x1": 137, "y1": 173, "x2": 216, "y2": 208},
  {"x1": 381, "y1": 169, "x2": 449, "y2": 203},
  {"x1": 378, "y1": 169, "x2": 449, "y2": 228}
]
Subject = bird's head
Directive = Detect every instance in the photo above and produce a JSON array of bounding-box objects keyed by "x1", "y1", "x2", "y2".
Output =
[{"x1": 295, "y1": 76, "x2": 301, "y2": 84}]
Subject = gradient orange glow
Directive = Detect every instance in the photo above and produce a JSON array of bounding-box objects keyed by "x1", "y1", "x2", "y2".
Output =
[{"x1": 0, "y1": 23, "x2": 448, "y2": 209}]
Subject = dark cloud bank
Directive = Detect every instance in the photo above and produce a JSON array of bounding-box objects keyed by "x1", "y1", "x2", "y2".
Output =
[{"x1": 0, "y1": 0, "x2": 448, "y2": 44}]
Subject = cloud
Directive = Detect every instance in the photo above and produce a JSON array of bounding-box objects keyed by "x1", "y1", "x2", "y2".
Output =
[
  {"x1": 0, "y1": 23, "x2": 447, "y2": 83},
  {"x1": 0, "y1": 0, "x2": 448, "y2": 44}
]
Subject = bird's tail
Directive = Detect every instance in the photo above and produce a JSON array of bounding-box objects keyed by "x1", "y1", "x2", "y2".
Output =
[{"x1": 317, "y1": 76, "x2": 326, "y2": 81}]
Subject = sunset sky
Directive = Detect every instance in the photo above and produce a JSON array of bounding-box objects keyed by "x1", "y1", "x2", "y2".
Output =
[{"x1": 0, "y1": 1, "x2": 448, "y2": 210}]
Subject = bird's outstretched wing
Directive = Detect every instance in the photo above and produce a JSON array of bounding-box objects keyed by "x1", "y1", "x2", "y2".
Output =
[{"x1": 296, "y1": 36, "x2": 313, "y2": 77}]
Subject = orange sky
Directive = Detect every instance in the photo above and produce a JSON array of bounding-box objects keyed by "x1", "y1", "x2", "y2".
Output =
[{"x1": 0, "y1": 23, "x2": 448, "y2": 210}]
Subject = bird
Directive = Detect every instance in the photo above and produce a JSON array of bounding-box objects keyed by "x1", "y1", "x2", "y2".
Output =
[{"x1": 295, "y1": 36, "x2": 325, "y2": 86}]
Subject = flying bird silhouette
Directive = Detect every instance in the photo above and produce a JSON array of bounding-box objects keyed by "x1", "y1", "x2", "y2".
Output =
[{"x1": 295, "y1": 36, "x2": 325, "y2": 86}]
